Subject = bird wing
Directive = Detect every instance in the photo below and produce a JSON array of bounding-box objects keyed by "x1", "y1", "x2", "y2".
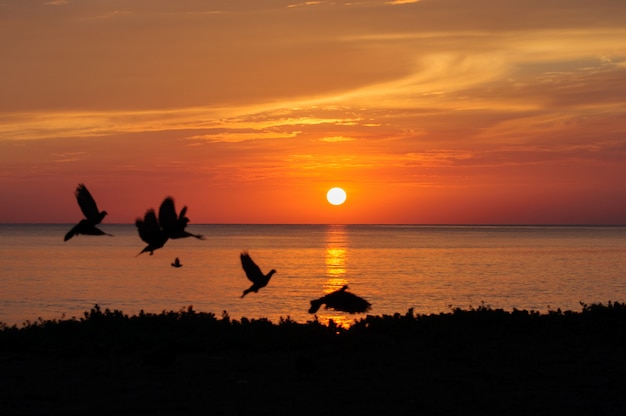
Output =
[
  {"x1": 158, "y1": 197, "x2": 178, "y2": 234},
  {"x1": 75, "y1": 184, "x2": 101, "y2": 222},
  {"x1": 136, "y1": 209, "x2": 160, "y2": 244},
  {"x1": 175, "y1": 205, "x2": 190, "y2": 232},
  {"x1": 178, "y1": 206, "x2": 188, "y2": 223},
  {"x1": 64, "y1": 223, "x2": 81, "y2": 241},
  {"x1": 240, "y1": 252, "x2": 263, "y2": 283}
]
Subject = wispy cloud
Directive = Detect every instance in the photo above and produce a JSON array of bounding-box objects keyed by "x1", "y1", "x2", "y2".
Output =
[
  {"x1": 287, "y1": 1, "x2": 328, "y2": 8},
  {"x1": 188, "y1": 130, "x2": 300, "y2": 143},
  {"x1": 385, "y1": 0, "x2": 420, "y2": 4},
  {"x1": 53, "y1": 152, "x2": 87, "y2": 163},
  {"x1": 319, "y1": 136, "x2": 356, "y2": 142}
]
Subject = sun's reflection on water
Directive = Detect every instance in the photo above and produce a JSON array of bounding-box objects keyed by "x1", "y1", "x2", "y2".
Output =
[
  {"x1": 325, "y1": 224, "x2": 348, "y2": 289},
  {"x1": 326, "y1": 248, "x2": 346, "y2": 276},
  {"x1": 315, "y1": 225, "x2": 361, "y2": 328},
  {"x1": 325, "y1": 247, "x2": 347, "y2": 293},
  {"x1": 320, "y1": 313, "x2": 356, "y2": 330}
]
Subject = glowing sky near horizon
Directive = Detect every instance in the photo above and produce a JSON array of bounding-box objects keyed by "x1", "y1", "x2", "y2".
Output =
[{"x1": 1, "y1": 0, "x2": 625, "y2": 224}]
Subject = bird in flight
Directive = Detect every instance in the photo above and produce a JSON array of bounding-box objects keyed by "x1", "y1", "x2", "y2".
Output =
[
  {"x1": 135, "y1": 208, "x2": 168, "y2": 256},
  {"x1": 158, "y1": 197, "x2": 205, "y2": 241},
  {"x1": 64, "y1": 183, "x2": 111, "y2": 241},
  {"x1": 240, "y1": 251, "x2": 276, "y2": 298},
  {"x1": 136, "y1": 196, "x2": 204, "y2": 256},
  {"x1": 171, "y1": 257, "x2": 182, "y2": 268},
  {"x1": 308, "y1": 285, "x2": 371, "y2": 314}
]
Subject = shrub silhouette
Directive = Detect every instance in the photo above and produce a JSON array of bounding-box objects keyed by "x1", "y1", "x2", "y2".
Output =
[{"x1": 3, "y1": 301, "x2": 626, "y2": 356}]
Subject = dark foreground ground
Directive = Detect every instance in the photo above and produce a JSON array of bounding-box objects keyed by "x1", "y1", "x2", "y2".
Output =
[{"x1": 2, "y1": 302, "x2": 626, "y2": 415}]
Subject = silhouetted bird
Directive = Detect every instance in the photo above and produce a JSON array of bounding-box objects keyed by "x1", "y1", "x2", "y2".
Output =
[
  {"x1": 308, "y1": 285, "x2": 371, "y2": 314},
  {"x1": 135, "y1": 209, "x2": 168, "y2": 256},
  {"x1": 136, "y1": 197, "x2": 204, "y2": 256},
  {"x1": 240, "y1": 251, "x2": 276, "y2": 298},
  {"x1": 64, "y1": 183, "x2": 111, "y2": 241},
  {"x1": 158, "y1": 197, "x2": 205, "y2": 240},
  {"x1": 171, "y1": 257, "x2": 182, "y2": 268}
]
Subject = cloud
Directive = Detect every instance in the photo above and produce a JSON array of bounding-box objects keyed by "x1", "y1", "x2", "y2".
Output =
[
  {"x1": 385, "y1": 0, "x2": 420, "y2": 4},
  {"x1": 53, "y1": 152, "x2": 87, "y2": 163},
  {"x1": 188, "y1": 130, "x2": 300, "y2": 143},
  {"x1": 319, "y1": 136, "x2": 356, "y2": 142},
  {"x1": 95, "y1": 10, "x2": 133, "y2": 19},
  {"x1": 287, "y1": 1, "x2": 328, "y2": 7}
]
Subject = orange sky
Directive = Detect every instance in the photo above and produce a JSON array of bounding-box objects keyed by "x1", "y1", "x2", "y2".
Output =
[{"x1": 1, "y1": 0, "x2": 625, "y2": 224}]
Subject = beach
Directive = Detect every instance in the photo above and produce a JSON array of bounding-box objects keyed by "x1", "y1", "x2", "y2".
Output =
[{"x1": 2, "y1": 303, "x2": 626, "y2": 415}]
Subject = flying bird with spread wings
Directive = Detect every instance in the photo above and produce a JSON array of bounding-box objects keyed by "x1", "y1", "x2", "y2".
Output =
[
  {"x1": 240, "y1": 251, "x2": 276, "y2": 298},
  {"x1": 135, "y1": 208, "x2": 169, "y2": 256},
  {"x1": 158, "y1": 197, "x2": 205, "y2": 241},
  {"x1": 64, "y1": 184, "x2": 111, "y2": 241},
  {"x1": 136, "y1": 196, "x2": 204, "y2": 256},
  {"x1": 308, "y1": 285, "x2": 371, "y2": 314}
]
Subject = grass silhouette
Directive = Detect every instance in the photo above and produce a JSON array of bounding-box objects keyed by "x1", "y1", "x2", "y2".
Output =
[{"x1": 2, "y1": 302, "x2": 626, "y2": 414}]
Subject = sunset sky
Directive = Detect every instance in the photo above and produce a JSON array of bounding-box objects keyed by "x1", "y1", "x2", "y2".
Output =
[{"x1": 1, "y1": 0, "x2": 625, "y2": 224}]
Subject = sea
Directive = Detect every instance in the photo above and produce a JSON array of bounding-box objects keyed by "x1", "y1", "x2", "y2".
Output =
[{"x1": 1, "y1": 224, "x2": 625, "y2": 327}]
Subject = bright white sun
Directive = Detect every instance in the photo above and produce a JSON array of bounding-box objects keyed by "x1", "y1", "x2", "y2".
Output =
[{"x1": 326, "y1": 187, "x2": 347, "y2": 206}]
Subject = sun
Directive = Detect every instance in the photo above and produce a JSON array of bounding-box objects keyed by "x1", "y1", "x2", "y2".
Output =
[{"x1": 326, "y1": 187, "x2": 347, "y2": 206}]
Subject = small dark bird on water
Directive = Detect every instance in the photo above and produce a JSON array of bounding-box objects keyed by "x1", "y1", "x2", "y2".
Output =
[
  {"x1": 240, "y1": 251, "x2": 276, "y2": 298},
  {"x1": 308, "y1": 285, "x2": 371, "y2": 314},
  {"x1": 171, "y1": 257, "x2": 182, "y2": 268},
  {"x1": 64, "y1": 183, "x2": 111, "y2": 241},
  {"x1": 135, "y1": 197, "x2": 204, "y2": 256}
]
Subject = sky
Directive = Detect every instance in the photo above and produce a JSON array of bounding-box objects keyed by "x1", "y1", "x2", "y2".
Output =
[{"x1": 1, "y1": 0, "x2": 625, "y2": 224}]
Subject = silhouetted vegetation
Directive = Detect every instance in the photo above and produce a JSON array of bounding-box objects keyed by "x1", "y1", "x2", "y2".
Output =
[
  {"x1": 2, "y1": 302, "x2": 626, "y2": 415},
  {"x1": 4, "y1": 301, "x2": 625, "y2": 352}
]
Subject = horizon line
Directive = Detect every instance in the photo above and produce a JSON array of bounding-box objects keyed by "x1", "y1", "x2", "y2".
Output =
[{"x1": 2, "y1": 222, "x2": 625, "y2": 227}]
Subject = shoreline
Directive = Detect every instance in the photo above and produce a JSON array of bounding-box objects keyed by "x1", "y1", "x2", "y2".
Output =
[{"x1": 2, "y1": 303, "x2": 626, "y2": 414}]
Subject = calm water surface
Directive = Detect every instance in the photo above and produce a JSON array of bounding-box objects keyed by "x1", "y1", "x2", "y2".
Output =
[{"x1": 1, "y1": 224, "x2": 625, "y2": 326}]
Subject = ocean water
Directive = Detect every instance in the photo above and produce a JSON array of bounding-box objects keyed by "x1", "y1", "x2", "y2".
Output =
[{"x1": 1, "y1": 224, "x2": 625, "y2": 327}]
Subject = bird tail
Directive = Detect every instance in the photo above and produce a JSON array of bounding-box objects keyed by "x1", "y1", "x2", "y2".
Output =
[{"x1": 308, "y1": 299, "x2": 323, "y2": 314}]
